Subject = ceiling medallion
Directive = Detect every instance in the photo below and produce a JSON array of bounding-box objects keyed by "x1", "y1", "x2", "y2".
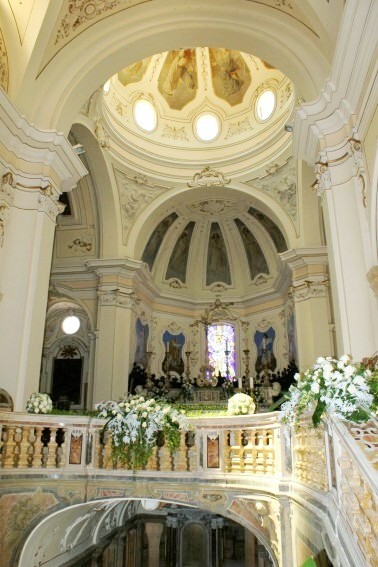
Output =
[
  {"x1": 187, "y1": 200, "x2": 236, "y2": 215},
  {"x1": 187, "y1": 167, "x2": 231, "y2": 188}
]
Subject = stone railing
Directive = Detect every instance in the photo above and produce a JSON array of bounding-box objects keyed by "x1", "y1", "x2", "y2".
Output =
[{"x1": 0, "y1": 411, "x2": 285, "y2": 478}]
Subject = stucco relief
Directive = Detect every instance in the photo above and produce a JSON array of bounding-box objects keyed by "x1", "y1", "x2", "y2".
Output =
[
  {"x1": 161, "y1": 124, "x2": 189, "y2": 142},
  {"x1": 247, "y1": 156, "x2": 297, "y2": 220},
  {"x1": 187, "y1": 199, "x2": 236, "y2": 215},
  {"x1": 0, "y1": 27, "x2": 9, "y2": 92},
  {"x1": 115, "y1": 169, "x2": 169, "y2": 244},
  {"x1": 53, "y1": 1, "x2": 148, "y2": 48},
  {"x1": 225, "y1": 117, "x2": 253, "y2": 139},
  {"x1": 67, "y1": 230, "x2": 95, "y2": 254},
  {"x1": 188, "y1": 167, "x2": 231, "y2": 188}
]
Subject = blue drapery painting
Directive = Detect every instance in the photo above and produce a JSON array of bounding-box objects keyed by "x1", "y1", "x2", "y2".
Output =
[{"x1": 254, "y1": 326, "x2": 277, "y2": 373}]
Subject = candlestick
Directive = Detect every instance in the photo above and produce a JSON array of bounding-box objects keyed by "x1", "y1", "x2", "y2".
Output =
[{"x1": 238, "y1": 376, "x2": 242, "y2": 389}]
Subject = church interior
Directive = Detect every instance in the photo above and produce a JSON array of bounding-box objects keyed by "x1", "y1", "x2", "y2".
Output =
[{"x1": 0, "y1": 1, "x2": 377, "y2": 566}]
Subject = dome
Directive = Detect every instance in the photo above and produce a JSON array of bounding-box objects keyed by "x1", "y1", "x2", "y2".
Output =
[
  {"x1": 100, "y1": 48, "x2": 294, "y2": 178},
  {"x1": 139, "y1": 190, "x2": 288, "y2": 300}
]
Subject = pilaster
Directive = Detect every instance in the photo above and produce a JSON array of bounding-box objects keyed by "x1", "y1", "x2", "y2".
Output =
[
  {"x1": 282, "y1": 248, "x2": 333, "y2": 369},
  {"x1": 0, "y1": 90, "x2": 87, "y2": 410}
]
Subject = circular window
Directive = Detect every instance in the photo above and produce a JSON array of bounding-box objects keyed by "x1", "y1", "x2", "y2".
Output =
[
  {"x1": 195, "y1": 113, "x2": 220, "y2": 142},
  {"x1": 256, "y1": 90, "x2": 275, "y2": 121},
  {"x1": 103, "y1": 80, "x2": 111, "y2": 94},
  {"x1": 134, "y1": 99, "x2": 157, "y2": 132},
  {"x1": 62, "y1": 315, "x2": 80, "y2": 335}
]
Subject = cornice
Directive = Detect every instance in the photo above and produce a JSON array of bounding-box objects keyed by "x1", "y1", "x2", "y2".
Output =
[{"x1": 0, "y1": 90, "x2": 87, "y2": 192}]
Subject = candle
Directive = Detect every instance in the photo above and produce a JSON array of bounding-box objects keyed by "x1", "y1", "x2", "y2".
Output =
[
  {"x1": 238, "y1": 376, "x2": 242, "y2": 389},
  {"x1": 249, "y1": 376, "x2": 254, "y2": 390},
  {"x1": 166, "y1": 341, "x2": 169, "y2": 353}
]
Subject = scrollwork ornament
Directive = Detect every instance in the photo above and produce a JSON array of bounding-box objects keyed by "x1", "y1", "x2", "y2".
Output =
[
  {"x1": 188, "y1": 167, "x2": 231, "y2": 188},
  {"x1": 38, "y1": 194, "x2": 65, "y2": 221},
  {"x1": 312, "y1": 160, "x2": 331, "y2": 197}
]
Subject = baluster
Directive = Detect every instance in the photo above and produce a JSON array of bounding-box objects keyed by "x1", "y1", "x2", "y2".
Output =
[
  {"x1": 93, "y1": 430, "x2": 103, "y2": 469},
  {"x1": 173, "y1": 431, "x2": 188, "y2": 472},
  {"x1": 18, "y1": 426, "x2": 34, "y2": 468},
  {"x1": 158, "y1": 445, "x2": 173, "y2": 471},
  {"x1": 243, "y1": 430, "x2": 255, "y2": 473},
  {"x1": 147, "y1": 446, "x2": 159, "y2": 471},
  {"x1": 230, "y1": 430, "x2": 242, "y2": 473},
  {"x1": 223, "y1": 430, "x2": 232, "y2": 473},
  {"x1": 45, "y1": 427, "x2": 58, "y2": 468},
  {"x1": 32, "y1": 427, "x2": 44, "y2": 468},
  {"x1": 255, "y1": 430, "x2": 265, "y2": 474},
  {"x1": 0, "y1": 425, "x2": 5, "y2": 468},
  {"x1": 104, "y1": 431, "x2": 113, "y2": 469},
  {"x1": 3, "y1": 426, "x2": 17, "y2": 469},
  {"x1": 265, "y1": 430, "x2": 275, "y2": 474},
  {"x1": 56, "y1": 428, "x2": 66, "y2": 468}
]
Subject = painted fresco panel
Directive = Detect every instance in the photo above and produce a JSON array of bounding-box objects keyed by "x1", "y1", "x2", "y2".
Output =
[
  {"x1": 162, "y1": 330, "x2": 185, "y2": 375},
  {"x1": 209, "y1": 48, "x2": 251, "y2": 106},
  {"x1": 158, "y1": 49, "x2": 198, "y2": 110},
  {"x1": 142, "y1": 212, "x2": 178, "y2": 270},
  {"x1": 166, "y1": 221, "x2": 195, "y2": 283},
  {"x1": 135, "y1": 318, "x2": 149, "y2": 368},
  {"x1": 206, "y1": 223, "x2": 231, "y2": 286},
  {"x1": 234, "y1": 218, "x2": 269, "y2": 279},
  {"x1": 254, "y1": 327, "x2": 277, "y2": 373}
]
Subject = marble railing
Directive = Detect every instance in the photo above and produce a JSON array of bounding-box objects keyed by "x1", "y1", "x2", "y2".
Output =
[{"x1": 0, "y1": 412, "x2": 284, "y2": 478}]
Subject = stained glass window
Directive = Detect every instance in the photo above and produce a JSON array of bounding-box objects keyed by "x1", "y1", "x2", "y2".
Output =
[{"x1": 207, "y1": 324, "x2": 235, "y2": 378}]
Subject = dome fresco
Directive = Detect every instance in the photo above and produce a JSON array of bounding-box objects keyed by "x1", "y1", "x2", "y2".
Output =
[
  {"x1": 140, "y1": 204, "x2": 285, "y2": 293},
  {"x1": 101, "y1": 47, "x2": 295, "y2": 174}
]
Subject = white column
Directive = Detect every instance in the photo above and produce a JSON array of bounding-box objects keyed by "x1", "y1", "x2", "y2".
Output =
[
  {"x1": 315, "y1": 147, "x2": 377, "y2": 359},
  {"x1": 88, "y1": 260, "x2": 139, "y2": 405},
  {"x1": 0, "y1": 91, "x2": 87, "y2": 410},
  {"x1": 282, "y1": 248, "x2": 334, "y2": 369}
]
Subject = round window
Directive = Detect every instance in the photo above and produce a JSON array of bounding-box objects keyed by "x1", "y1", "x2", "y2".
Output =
[
  {"x1": 195, "y1": 113, "x2": 220, "y2": 142},
  {"x1": 62, "y1": 315, "x2": 80, "y2": 335},
  {"x1": 134, "y1": 99, "x2": 157, "y2": 132},
  {"x1": 256, "y1": 90, "x2": 275, "y2": 121}
]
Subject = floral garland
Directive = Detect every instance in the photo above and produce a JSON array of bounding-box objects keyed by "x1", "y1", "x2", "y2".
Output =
[
  {"x1": 227, "y1": 392, "x2": 256, "y2": 416},
  {"x1": 281, "y1": 354, "x2": 378, "y2": 427},
  {"x1": 26, "y1": 393, "x2": 52, "y2": 414},
  {"x1": 96, "y1": 395, "x2": 189, "y2": 470}
]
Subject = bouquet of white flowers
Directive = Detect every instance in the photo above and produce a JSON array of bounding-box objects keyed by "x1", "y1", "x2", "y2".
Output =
[
  {"x1": 281, "y1": 354, "x2": 377, "y2": 427},
  {"x1": 25, "y1": 393, "x2": 52, "y2": 414},
  {"x1": 96, "y1": 395, "x2": 189, "y2": 470},
  {"x1": 227, "y1": 392, "x2": 256, "y2": 416}
]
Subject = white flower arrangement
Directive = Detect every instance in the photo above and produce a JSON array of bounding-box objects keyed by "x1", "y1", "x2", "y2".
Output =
[
  {"x1": 281, "y1": 354, "x2": 377, "y2": 427},
  {"x1": 228, "y1": 392, "x2": 256, "y2": 416},
  {"x1": 96, "y1": 395, "x2": 189, "y2": 470},
  {"x1": 25, "y1": 392, "x2": 52, "y2": 414}
]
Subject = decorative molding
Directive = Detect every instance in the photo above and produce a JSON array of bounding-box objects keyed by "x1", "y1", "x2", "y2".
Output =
[
  {"x1": 186, "y1": 199, "x2": 236, "y2": 215},
  {"x1": 289, "y1": 280, "x2": 328, "y2": 302},
  {"x1": 161, "y1": 124, "x2": 189, "y2": 142},
  {"x1": 253, "y1": 274, "x2": 269, "y2": 286},
  {"x1": 0, "y1": 173, "x2": 15, "y2": 247},
  {"x1": 54, "y1": 1, "x2": 129, "y2": 46},
  {"x1": 94, "y1": 118, "x2": 110, "y2": 148},
  {"x1": 312, "y1": 159, "x2": 331, "y2": 197},
  {"x1": 187, "y1": 167, "x2": 231, "y2": 188},
  {"x1": 38, "y1": 194, "x2": 66, "y2": 221},
  {"x1": 348, "y1": 137, "x2": 367, "y2": 207},
  {"x1": 67, "y1": 230, "x2": 94, "y2": 254},
  {"x1": 167, "y1": 321, "x2": 182, "y2": 333},
  {"x1": 246, "y1": 157, "x2": 297, "y2": 219},
  {"x1": 98, "y1": 288, "x2": 138, "y2": 308},
  {"x1": 256, "y1": 318, "x2": 272, "y2": 331},
  {"x1": 0, "y1": 27, "x2": 9, "y2": 92},
  {"x1": 225, "y1": 118, "x2": 252, "y2": 139},
  {"x1": 210, "y1": 283, "x2": 228, "y2": 293},
  {"x1": 114, "y1": 168, "x2": 168, "y2": 244}
]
